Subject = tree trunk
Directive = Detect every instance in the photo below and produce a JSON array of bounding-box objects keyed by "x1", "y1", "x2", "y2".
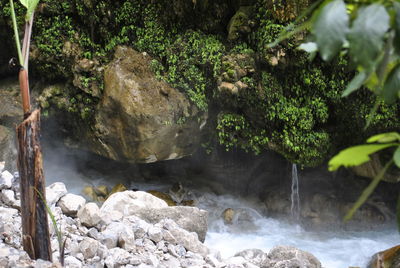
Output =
[{"x1": 17, "y1": 109, "x2": 52, "y2": 261}]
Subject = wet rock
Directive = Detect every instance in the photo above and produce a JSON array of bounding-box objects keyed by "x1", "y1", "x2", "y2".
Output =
[
  {"x1": 227, "y1": 6, "x2": 253, "y2": 41},
  {"x1": 46, "y1": 182, "x2": 68, "y2": 206},
  {"x1": 367, "y1": 244, "x2": 400, "y2": 268},
  {"x1": 77, "y1": 202, "x2": 101, "y2": 227},
  {"x1": 88, "y1": 46, "x2": 205, "y2": 163},
  {"x1": 58, "y1": 193, "x2": 86, "y2": 216},
  {"x1": 222, "y1": 208, "x2": 235, "y2": 224}
]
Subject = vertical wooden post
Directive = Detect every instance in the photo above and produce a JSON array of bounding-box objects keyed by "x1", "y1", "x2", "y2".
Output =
[{"x1": 17, "y1": 109, "x2": 52, "y2": 261}]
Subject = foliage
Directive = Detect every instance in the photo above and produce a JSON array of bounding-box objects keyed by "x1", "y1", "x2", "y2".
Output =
[{"x1": 275, "y1": 0, "x2": 400, "y2": 224}]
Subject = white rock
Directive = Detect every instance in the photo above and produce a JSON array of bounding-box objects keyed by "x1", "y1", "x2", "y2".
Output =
[
  {"x1": 46, "y1": 182, "x2": 67, "y2": 206},
  {"x1": 105, "y1": 248, "x2": 131, "y2": 267},
  {"x1": 100, "y1": 210, "x2": 123, "y2": 226},
  {"x1": 100, "y1": 222, "x2": 127, "y2": 249},
  {"x1": 77, "y1": 202, "x2": 101, "y2": 227},
  {"x1": 131, "y1": 218, "x2": 151, "y2": 239},
  {"x1": 1, "y1": 189, "x2": 19, "y2": 208},
  {"x1": 206, "y1": 254, "x2": 222, "y2": 268},
  {"x1": 79, "y1": 237, "x2": 99, "y2": 259},
  {"x1": 101, "y1": 191, "x2": 168, "y2": 216},
  {"x1": 118, "y1": 226, "x2": 136, "y2": 252},
  {"x1": 0, "y1": 162, "x2": 4, "y2": 173},
  {"x1": 0, "y1": 171, "x2": 13, "y2": 189},
  {"x1": 148, "y1": 226, "x2": 163, "y2": 243},
  {"x1": 227, "y1": 256, "x2": 246, "y2": 266},
  {"x1": 58, "y1": 193, "x2": 86, "y2": 216},
  {"x1": 64, "y1": 256, "x2": 82, "y2": 268}
]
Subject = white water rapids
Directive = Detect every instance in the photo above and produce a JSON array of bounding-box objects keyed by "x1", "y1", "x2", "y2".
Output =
[{"x1": 43, "y1": 149, "x2": 399, "y2": 268}]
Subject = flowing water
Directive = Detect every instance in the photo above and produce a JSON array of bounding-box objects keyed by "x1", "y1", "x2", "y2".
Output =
[
  {"x1": 291, "y1": 163, "x2": 300, "y2": 221},
  {"x1": 43, "y1": 146, "x2": 399, "y2": 268}
]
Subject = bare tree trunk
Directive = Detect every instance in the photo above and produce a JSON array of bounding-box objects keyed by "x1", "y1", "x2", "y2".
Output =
[{"x1": 17, "y1": 109, "x2": 52, "y2": 261}]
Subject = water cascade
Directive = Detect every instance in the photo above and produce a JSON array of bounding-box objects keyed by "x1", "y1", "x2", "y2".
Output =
[{"x1": 290, "y1": 163, "x2": 300, "y2": 220}]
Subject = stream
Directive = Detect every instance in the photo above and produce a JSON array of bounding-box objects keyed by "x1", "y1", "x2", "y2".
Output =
[{"x1": 42, "y1": 144, "x2": 399, "y2": 268}]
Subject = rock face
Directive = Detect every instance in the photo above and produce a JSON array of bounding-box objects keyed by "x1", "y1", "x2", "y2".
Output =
[
  {"x1": 100, "y1": 191, "x2": 208, "y2": 242},
  {"x1": 89, "y1": 46, "x2": 205, "y2": 163}
]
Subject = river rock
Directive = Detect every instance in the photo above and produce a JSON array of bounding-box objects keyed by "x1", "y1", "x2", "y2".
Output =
[
  {"x1": 100, "y1": 190, "x2": 208, "y2": 242},
  {"x1": 77, "y1": 202, "x2": 101, "y2": 227},
  {"x1": 46, "y1": 182, "x2": 68, "y2": 206},
  {"x1": 88, "y1": 46, "x2": 205, "y2": 163},
  {"x1": 263, "y1": 245, "x2": 321, "y2": 268},
  {"x1": 58, "y1": 193, "x2": 86, "y2": 216}
]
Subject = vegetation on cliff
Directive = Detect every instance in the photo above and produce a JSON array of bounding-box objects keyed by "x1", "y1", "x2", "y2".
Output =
[{"x1": 0, "y1": 0, "x2": 399, "y2": 167}]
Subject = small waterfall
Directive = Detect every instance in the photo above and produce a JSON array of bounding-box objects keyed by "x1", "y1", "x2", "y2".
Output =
[{"x1": 291, "y1": 163, "x2": 300, "y2": 220}]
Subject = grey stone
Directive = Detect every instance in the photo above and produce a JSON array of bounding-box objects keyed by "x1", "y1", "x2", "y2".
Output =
[
  {"x1": 64, "y1": 256, "x2": 82, "y2": 268},
  {"x1": 148, "y1": 226, "x2": 163, "y2": 243},
  {"x1": 57, "y1": 193, "x2": 86, "y2": 216},
  {"x1": 79, "y1": 237, "x2": 99, "y2": 259},
  {"x1": 0, "y1": 171, "x2": 13, "y2": 189},
  {"x1": 104, "y1": 247, "x2": 131, "y2": 267},
  {"x1": 235, "y1": 249, "x2": 267, "y2": 266},
  {"x1": 265, "y1": 245, "x2": 321, "y2": 268},
  {"x1": 77, "y1": 202, "x2": 101, "y2": 227},
  {"x1": 0, "y1": 189, "x2": 19, "y2": 208},
  {"x1": 101, "y1": 190, "x2": 208, "y2": 242},
  {"x1": 162, "y1": 219, "x2": 209, "y2": 257},
  {"x1": 46, "y1": 182, "x2": 67, "y2": 206}
]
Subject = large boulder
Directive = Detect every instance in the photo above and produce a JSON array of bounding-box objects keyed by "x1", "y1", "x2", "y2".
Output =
[
  {"x1": 100, "y1": 191, "x2": 208, "y2": 242},
  {"x1": 89, "y1": 46, "x2": 206, "y2": 163}
]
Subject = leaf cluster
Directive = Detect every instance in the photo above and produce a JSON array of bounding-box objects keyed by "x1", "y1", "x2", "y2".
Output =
[{"x1": 303, "y1": 0, "x2": 400, "y2": 103}]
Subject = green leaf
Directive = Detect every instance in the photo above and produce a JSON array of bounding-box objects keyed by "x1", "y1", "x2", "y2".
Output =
[
  {"x1": 394, "y1": 147, "x2": 400, "y2": 168},
  {"x1": 382, "y1": 64, "x2": 400, "y2": 104},
  {"x1": 367, "y1": 132, "x2": 400, "y2": 143},
  {"x1": 347, "y1": 4, "x2": 390, "y2": 70},
  {"x1": 342, "y1": 70, "x2": 368, "y2": 97},
  {"x1": 19, "y1": 0, "x2": 39, "y2": 21},
  {"x1": 312, "y1": 0, "x2": 349, "y2": 61},
  {"x1": 328, "y1": 143, "x2": 397, "y2": 171}
]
